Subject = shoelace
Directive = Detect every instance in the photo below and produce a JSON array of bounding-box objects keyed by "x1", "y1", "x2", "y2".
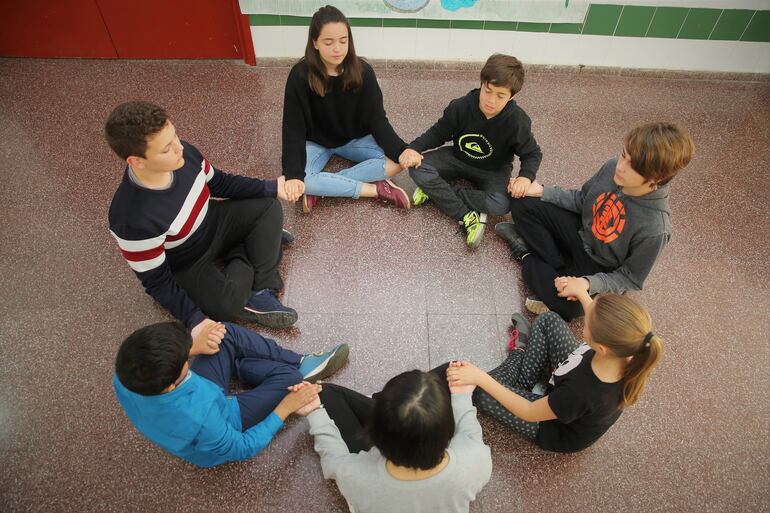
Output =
[{"x1": 456, "y1": 216, "x2": 488, "y2": 235}]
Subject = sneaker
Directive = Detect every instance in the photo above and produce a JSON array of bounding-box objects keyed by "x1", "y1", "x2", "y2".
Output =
[
  {"x1": 461, "y1": 211, "x2": 487, "y2": 249},
  {"x1": 412, "y1": 187, "x2": 430, "y2": 207},
  {"x1": 241, "y1": 289, "x2": 298, "y2": 328},
  {"x1": 302, "y1": 194, "x2": 319, "y2": 214},
  {"x1": 299, "y1": 343, "x2": 350, "y2": 383},
  {"x1": 510, "y1": 312, "x2": 531, "y2": 349},
  {"x1": 374, "y1": 180, "x2": 410, "y2": 209},
  {"x1": 525, "y1": 296, "x2": 551, "y2": 315},
  {"x1": 494, "y1": 222, "x2": 530, "y2": 261},
  {"x1": 281, "y1": 229, "x2": 294, "y2": 246}
]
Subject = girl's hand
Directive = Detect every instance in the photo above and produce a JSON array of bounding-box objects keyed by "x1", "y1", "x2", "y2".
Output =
[
  {"x1": 275, "y1": 383, "x2": 322, "y2": 420},
  {"x1": 446, "y1": 361, "x2": 477, "y2": 394},
  {"x1": 555, "y1": 276, "x2": 590, "y2": 301},
  {"x1": 284, "y1": 179, "x2": 305, "y2": 202},
  {"x1": 509, "y1": 176, "x2": 532, "y2": 198},
  {"x1": 446, "y1": 360, "x2": 485, "y2": 388},
  {"x1": 288, "y1": 382, "x2": 323, "y2": 415}
]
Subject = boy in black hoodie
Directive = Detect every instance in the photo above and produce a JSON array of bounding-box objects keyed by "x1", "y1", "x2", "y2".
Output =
[
  {"x1": 400, "y1": 54, "x2": 542, "y2": 249},
  {"x1": 497, "y1": 122, "x2": 695, "y2": 320}
]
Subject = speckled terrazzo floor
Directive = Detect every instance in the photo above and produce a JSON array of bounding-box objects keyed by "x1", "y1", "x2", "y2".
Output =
[{"x1": 0, "y1": 58, "x2": 768, "y2": 513}]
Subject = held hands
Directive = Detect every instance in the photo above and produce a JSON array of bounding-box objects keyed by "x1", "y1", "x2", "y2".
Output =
[
  {"x1": 283, "y1": 178, "x2": 305, "y2": 203},
  {"x1": 191, "y1": 319, "x2": 227, "y2": 355},
  {"x1": 275, "y1": 382, "x2": 322, "y2": 419},
  {"x1": 508, "y1": 176, "x2": 532, "y2": 198},
  {"x1": 398, "y1": 148, "x2": 423, "y2": 169},
  {"x1": 555, "y1": 276, "x2": 590, "y2": 301},
  {"x1": 446, "y1": 360, "x2": 485, "y2": 391},
  {"x1": 524, "y1": 180, "x2": 544, "y2": 197}
]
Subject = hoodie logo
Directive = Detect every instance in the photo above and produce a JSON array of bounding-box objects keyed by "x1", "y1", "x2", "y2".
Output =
[
  {"x1": 592, "y1": 192, "x2": 626, "y2": 243},
  {"x1": 458, "y1": 134, "x2": 493, "y2": 159}
]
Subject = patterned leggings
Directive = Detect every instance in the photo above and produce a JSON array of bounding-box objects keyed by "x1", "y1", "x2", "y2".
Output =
[{"x1": 473, "y1": 312, "x2": 580, "y2": 439}]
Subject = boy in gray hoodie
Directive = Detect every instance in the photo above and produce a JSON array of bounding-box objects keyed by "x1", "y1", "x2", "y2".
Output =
[{"x1": 497, "y1": 122, "x2": 695, "y2": 320}]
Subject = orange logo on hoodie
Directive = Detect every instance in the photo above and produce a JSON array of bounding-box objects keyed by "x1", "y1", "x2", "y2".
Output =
[{"x1": 592, "y1": 192, "x2": 626, "y2": 243}]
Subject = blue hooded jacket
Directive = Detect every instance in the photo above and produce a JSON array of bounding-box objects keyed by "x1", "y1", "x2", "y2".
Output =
[{"x1": 114, "y1": 370, "x2": 283, "y2": 468}]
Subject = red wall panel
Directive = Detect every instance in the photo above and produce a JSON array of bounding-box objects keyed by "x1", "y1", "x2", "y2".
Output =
[
  {"x1": 96, "y1": 0, "x2": 243, "y2": 59},
  {"x1": 0, "y1": 0, "x2": 118, "y2": 58}
]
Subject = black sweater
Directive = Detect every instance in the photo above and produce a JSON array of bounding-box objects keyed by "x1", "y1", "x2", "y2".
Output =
[
  {"x1": 409, "y1": 89, "x2": 542, "y2": 180},
  {"x1": 281, "y1": 59, "x2": 406, "y2": 180}
]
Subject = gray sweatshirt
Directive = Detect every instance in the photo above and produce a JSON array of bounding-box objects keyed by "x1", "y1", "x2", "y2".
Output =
[
  {"x1": 307, "y1": 393, "x2": 492, "y2": 513},
  {"x1": 542, "y1": 158, "x2": 672, "y2": 295}
]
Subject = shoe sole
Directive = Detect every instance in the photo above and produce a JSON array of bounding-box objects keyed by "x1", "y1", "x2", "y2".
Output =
[
  {"x1": 305, "y1": 344, "x2": 350, "y2": 383},
  {"x1": 239, "y1": 308, "x2": 298, "y2": 329},
  {"x1": 525, "y1": 298, "x2": 551, "y2": 315},
  {"x1": 385, "y1": 180, "x2": 410, "y2": 209}
]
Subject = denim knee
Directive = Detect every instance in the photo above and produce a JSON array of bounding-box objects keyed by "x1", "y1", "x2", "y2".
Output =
[{"x1": 409, "y1": 163, "x2": 439, "y2": 185}]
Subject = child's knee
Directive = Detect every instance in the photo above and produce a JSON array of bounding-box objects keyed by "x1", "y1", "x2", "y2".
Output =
[
  {"x1": 409, "y1": 163, "x2": 438, "y2": 184},
  {"x1": 509, "y1": 196, "x2": 537, "y2": 218},
  {"x1": 486, "y1": 193, "x2": 510, "y2": 216},
  {"x1": 533, "y1": 311, "x2": 566, "y2": 330}
]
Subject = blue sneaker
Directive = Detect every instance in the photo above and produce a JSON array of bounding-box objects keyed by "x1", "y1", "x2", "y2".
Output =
[
  {"x1": 299, "y1": 344, "x2": 350, "y2": 383},
  {"x1": 240, "y1": 289, "x2": 298, "y2": 328}
]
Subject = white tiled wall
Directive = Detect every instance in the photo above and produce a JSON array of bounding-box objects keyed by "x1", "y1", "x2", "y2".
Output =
[{"x1": 250, "y1": 26, "x2": 770, "y2": 73}]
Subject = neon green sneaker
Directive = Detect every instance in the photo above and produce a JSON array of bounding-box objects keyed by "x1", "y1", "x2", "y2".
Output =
[
  {"x1": 412, "y1": 187, "x2": 430, "y2": 207},
  {"x1": 462, "y1": 211, "x2": 488, "y2": 249}
]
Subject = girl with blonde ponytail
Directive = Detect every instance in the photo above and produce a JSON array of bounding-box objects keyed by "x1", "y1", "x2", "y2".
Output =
[{"x1": 446, "y1": 278, "x2": 662, "y2": 452}]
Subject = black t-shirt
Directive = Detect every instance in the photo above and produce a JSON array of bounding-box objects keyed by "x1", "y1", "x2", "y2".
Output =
[{"x1": 537, "y1": 343, "x2": 624, "y2": 452}]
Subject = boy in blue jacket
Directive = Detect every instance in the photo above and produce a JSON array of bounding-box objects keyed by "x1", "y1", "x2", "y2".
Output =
[{"x1": 113, "y1": 321, "x2": 348, "y2": 468}]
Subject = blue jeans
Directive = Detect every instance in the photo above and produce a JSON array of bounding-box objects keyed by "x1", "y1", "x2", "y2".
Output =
[
  {"x1": 304, "y1": 135, "x2": 387, "y2": 198},
  {"x1": 190, "y1": 323, "x2": 303, "y2": 430}
]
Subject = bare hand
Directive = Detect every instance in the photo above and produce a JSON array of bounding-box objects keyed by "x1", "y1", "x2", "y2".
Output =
[
  {"x1": 276, "y1": 175, "x2": 289, "y2": 201},
  {"x1": 289, "y1": 381, "x2": 323, "y2": 416},
  {"x1": 275, "y1": 383, "x2": 322, "y2": 419},
  {"x1": 191, "y1": 319, "x2": 226, "y2": 355},
  {"x1": 555, "y1": 276, "x2": 590, "y2": 301},
  {"x1": 524, "y1": 181, "x2": 544, "y2": 198},
  {"x1": 447, "y1": 361, "x2": 477, "y2": 394},
  {"x1": 284, "y1": 179, "x2": 305, "y2": 203},
  {"x1": 446, "y1": 360, "x2": 485, "y2": 388},
  {"x1": 508, "y1": 176, "x2": 532, "y2": 198},
  {"x1": 398, "y1": 148, "x2": 423, "y2": 169}
]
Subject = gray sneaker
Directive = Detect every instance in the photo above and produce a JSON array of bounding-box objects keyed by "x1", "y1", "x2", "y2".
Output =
[
  {"x1": 510, "y1": 312, "x2": 531, "y2": 348},
  {"x1": 494, "y1": 221, "x2": 530, "y2": 261}
]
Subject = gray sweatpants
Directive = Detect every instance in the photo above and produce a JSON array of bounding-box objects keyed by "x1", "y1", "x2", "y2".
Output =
[
  {"x1": 409, "y1": 146, "x2": 511, "y2": 220},
  {"x1": 473, "y1": 312, "x2": 580, "y2": 439}
]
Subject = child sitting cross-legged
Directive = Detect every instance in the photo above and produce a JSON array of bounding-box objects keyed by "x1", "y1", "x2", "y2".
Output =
[
  {"x1": 447, "y1": 285, "x2": 662, "y2": 453},
  {"x1": 299, "y1": 368, "x2": 492, "y2": 513},
  {"x1": 113, "y1": 321, "x2": 348, "y2": 468}
]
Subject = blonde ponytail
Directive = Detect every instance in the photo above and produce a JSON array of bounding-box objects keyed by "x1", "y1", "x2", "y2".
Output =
[{"x1": 589, "y1": 295, "x2": 664, "y2": 409}]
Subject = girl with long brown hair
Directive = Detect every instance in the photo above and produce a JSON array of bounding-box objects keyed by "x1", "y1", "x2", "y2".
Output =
[
  {"x1": 447, "y1": 283, "x2": 662, "y2": 452},
  {"x1": 281, "y1": 5, "x2": 410, "y2": 213}
]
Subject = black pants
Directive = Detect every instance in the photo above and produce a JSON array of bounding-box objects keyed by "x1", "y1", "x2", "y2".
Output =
[
  {"x1": 321, "y1": 364, "x2": 451, "y2": 453},
  {"x1": 510, "y1": 197, "x2": 611, "y2": 321},
  {"x1": 410, "y1": 147, "x2": 511, "y2": 220},
  {"x1": 174, "y1": 197, "x2": 284, "y2": 321}
]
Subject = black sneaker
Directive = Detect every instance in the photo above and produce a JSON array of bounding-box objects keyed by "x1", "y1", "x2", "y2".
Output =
[
  {"x1": 240, "y1": 289, "x2": 298, "y2": 328},
  {"x1": 281, "y1": 229, "x2": 294, "y2": 246},
  {"x1": 494, "y1": 221, "x2": 530, "y2": 261}
]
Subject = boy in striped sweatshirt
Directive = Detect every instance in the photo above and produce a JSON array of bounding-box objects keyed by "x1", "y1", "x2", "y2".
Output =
[{"x1": 106, "y1": 101, "x2": 297, "y2": 337}]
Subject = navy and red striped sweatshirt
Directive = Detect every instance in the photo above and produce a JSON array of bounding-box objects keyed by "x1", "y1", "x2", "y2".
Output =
[{"x1": 108, "y1": 141, "x2": 277, "y2": 328}]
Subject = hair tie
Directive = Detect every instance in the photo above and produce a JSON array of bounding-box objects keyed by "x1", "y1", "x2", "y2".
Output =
[{"x1": 643, "y1": 332, "x2": 654, "y2": 348}]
